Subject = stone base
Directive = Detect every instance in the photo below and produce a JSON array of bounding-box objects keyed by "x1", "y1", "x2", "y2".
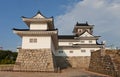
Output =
[
  {"x1": 14, "y1": 49, "x2": 56, "y2": 72},
  {"x1": 56, "y1": 56, "x2": 90, "y2": 69},
  {"x1": 89, "y1": 50, "x2": 117, "y2": 76}
]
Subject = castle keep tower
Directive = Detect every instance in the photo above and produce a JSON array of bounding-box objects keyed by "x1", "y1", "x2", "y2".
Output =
[{"x1": 13, "y1": 12, "x2": 58, "y2": 72}]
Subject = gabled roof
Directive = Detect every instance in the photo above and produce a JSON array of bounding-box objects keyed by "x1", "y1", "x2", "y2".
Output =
[
  {"x1": 58, "y1": 30, "x2": 100, "y2": 41},
  {"x1": 58, "y1": 33, "x2": 100, "y2": 40},
  {"x1": 79, "y1": 30, "x2": 93, "y2": 37},
  {"x1": 21, "y1": 11, "x2": 54, "y2": 29},
  {"x1": 22, "y1": 11, "x2": 53, "y2": 19},
  {"x1": 58, "y1": 35, "x2": 76, "y2": 39},
  {"x1": 33, "y1": 11, "x2": 46, "y2": 18}
]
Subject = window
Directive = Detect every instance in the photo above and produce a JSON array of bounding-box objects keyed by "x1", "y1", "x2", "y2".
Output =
[
  {"x1": 80, "y1": 40, "x2": 85, "y2": 43},
  {"x1": 81, "y1": 50, "x2": 86, "y2": 53},
  {"x1": 34, "y1": 38, "x2": 37, "y2": 43},
  {"x1": 30, "y1": 39, "x2": 33, "y2": 43},
  {"x1": 29, "y1": 38, "x2": 37, "y2": 43},
  {"x1": 89, "y1": 40, "x2": 92, "y2": 43},
  {"x1": 69, "y1": 51, "x2": 73, "y2": 53},
  {"x1": 59, "y1": 51, "x2": 63, "y2": 53}
]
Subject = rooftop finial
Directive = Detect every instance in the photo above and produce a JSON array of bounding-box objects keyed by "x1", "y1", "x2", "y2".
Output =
[
  {"x1": 37, "y1": 10, "x2": 41, "y2": 14},
  {"x1": 86, "y1": 21, "x2": 88, "y2": 24},
  {"x1": 76, "y1": 22, "x2": 79, "y2": 25},
  {"x1": 51, "y1": 16, "x2": 54, "y2": 18},
  {"x1": 21, "y1": 16, "x2": 26, "y2": 18}
]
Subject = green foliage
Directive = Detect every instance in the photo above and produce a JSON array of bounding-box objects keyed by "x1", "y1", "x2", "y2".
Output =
[{"x1": 0, "y1": 50, "x2": 18, "y2": 64}]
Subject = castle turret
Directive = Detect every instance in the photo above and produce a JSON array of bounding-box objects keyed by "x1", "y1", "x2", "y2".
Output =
[
  {"x1": 13, "y1": 11, "x2": 58, "y2": 49},
  {"x1": 73, "y1": 22, "x2": 94, "y2": 36},
  {"x1": 13, "y1": 11, "x2": 58, "y2": 72}
]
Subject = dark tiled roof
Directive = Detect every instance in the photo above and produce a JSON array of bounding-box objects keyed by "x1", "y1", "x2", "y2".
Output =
[
  {"x1": 58, "y1": 35, "x2": 76, "y2": 39},
  {"x1": 76, "y1": 22, "x2": 89, "y2": 26},
  {"x1": 59, "y1": 44, "x2": 104, "y2": 48},
  {"x1": 58, "y1": 34, "x2": 100, "y2": 40},
  {"x1": 21, "y1": 11, "x2": 53, "y2": 19},
  {"x1": 13, "y1": 28, "x2": 57, "y2": 31},
  {"x1": 13, "y1": 28, "x2": 29, "y2": 31}
]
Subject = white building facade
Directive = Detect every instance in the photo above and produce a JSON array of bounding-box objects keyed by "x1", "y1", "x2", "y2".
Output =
[{"x1": 56, "y1": 22, "x2": 103, "y2": 57}]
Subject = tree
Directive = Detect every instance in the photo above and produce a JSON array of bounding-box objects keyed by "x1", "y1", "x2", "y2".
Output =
[{"x1": 0, "y1": 50, "x2": 18, "y2": 64}]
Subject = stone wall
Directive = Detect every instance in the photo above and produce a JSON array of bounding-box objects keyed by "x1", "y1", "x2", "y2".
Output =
[
  {"x1": 14, "y1": 49, "x2": 57, "y2": 72},
  {"x1": 89, "y1": 50, "x2": 120, "y2": 77},
  {"x1": 56, "y1": 56, "x2": 90, "y2": 69}
]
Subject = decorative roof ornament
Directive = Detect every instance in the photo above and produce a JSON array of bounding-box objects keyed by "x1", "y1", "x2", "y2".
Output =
[
  {"x1": 33, "y1": 11, "x2": 45, "y2": 18},
  {"x1": 86, "y1": 21, "x2": 88, "y2": 25}
]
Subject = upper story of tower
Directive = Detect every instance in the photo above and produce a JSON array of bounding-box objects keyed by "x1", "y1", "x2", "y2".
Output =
[
  {"x1": 13, "y1": 12, "x2": 58, "y2": 49},
  {"x1": 22, "y1": 11, "x2": 54, "y2": 30},
  {"x1": 73, "y1": 22, "x2": 94, "y2": 36}
]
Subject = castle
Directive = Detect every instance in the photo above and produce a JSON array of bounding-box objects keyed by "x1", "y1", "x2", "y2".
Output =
[{"x1": 13, "y1": 12, "x2": 104, "y2": 72}]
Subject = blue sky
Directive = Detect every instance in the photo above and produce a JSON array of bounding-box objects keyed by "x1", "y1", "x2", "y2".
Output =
[
  {"x1": 0, "y1": 0, "x2": 120, "y2": 51},
  {"x1": 0, "y1": 0, "x2": 80, "y2": 51}
]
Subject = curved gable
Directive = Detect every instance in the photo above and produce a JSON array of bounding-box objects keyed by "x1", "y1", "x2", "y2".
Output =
[{"x1": 80, "y1": 31, "x2": 93, "y2": 37}]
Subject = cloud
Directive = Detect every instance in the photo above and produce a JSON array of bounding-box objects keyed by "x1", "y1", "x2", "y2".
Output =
[{"x1": 55, "y1": 0, "x2": 120, "y2": 47}]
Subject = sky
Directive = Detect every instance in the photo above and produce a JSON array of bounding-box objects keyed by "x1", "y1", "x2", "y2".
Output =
[{"x1": 0, "y1": 0, "x2": 120, "y2": 51}]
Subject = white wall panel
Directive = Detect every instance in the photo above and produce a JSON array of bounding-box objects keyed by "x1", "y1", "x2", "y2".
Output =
[
  {"x1": 22, "y1": 36, "x2": 51, "y2": 49},
  {"x1": 56, "y1": 48, "x2": 100, "y2": 56},
  {"x1": 30, "y1": 23, "x2": 48, "y2": 30}
]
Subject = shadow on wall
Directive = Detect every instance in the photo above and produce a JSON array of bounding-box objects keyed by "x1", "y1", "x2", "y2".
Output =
[
  {"x1": 56, "y1": 56, "x2": 72, "y2": 69},
  {"x1": 55, "y1": 50, "x2": 91, "y2": 70},
  {"x1": 55, "y1": 51, "x2": 72, "y2": 69}
]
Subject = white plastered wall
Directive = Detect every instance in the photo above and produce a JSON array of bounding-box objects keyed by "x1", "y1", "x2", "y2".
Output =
[
  {"x1": 59, "y1": 40, "x2": 96, "y2": 46},
  {"x1": 22, "y1": 36, "x2": 51, "y2": 49},
  {"x1": 56, "y1": 48, "x2": 100, "y2": 56},
  {"x1": 30, "y1": 23, "x2": 48, "y2": 30}
]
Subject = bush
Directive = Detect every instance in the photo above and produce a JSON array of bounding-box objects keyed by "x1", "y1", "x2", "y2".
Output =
[{"x1": 0, "y1": 50, "x2": 18, "y2": 64}]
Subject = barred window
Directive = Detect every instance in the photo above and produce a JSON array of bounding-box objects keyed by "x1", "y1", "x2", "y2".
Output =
[
  {"x1": 89, "y1": 40, "x2": 92, "y2": 43},
  {"x1": 59, "y1": 51, "x2": 63, "y2": 53},
  {"x1": 80, "y1": 40, "x2": 85, "y2": 43},
  {"x1": 70, "y1": 51, "x2": 73, "y2": 53},
  {"x1": 81, "y1": 50, "x2": 86, "y2": 53},
  {"x1": 29, "y1": 39, "x2": 33, "y2": 43},
  {"x1": 34, "y1": 38, "x2": 37, "y2": 43},
  {"x1": 29, "y1": 38, "x2": 37, "y2": 43}
]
